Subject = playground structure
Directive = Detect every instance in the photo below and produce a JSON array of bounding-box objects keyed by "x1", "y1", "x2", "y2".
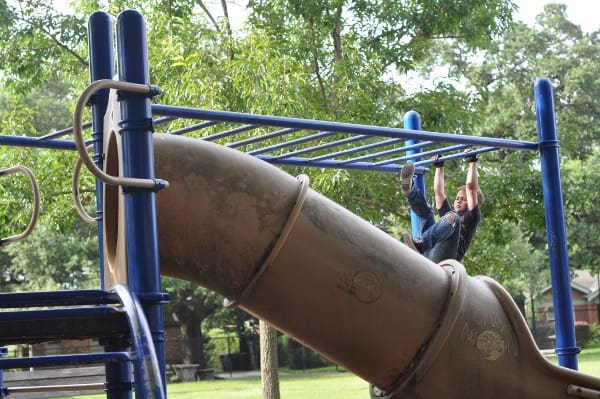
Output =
[{"x1": 0, "y1": 7, "x2": 599, "y2": 399}]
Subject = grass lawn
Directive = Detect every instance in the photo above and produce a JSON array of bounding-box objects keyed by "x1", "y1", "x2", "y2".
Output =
[
  {"x1": 58, "y1": 346, "x2": 600, "y2": 399},
  {"x1": 174, "y1": 371, "x2": 368, "y2": 399},
  {"x1": 546, "y1": 344, "x2": 600, "y2": 376},
  {"x1": 580, "y1": 346, "x2": 600, "y2": 375},
  {"x1": 61, "y1": 370, "x2": 369, "y2": 399}
]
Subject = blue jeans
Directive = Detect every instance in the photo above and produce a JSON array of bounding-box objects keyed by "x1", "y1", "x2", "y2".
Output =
[{"x1": 406, "y1": 188, "x2": 461, "y2": 263}]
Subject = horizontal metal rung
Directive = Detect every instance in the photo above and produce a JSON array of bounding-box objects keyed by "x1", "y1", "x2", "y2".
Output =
[
  {"x1": 0, "y1": 305, "x2": 122, "y2": 321},
  {"x1": 0, "y1": 307, "x2": 129, "y2": 345},
  {"x1": 0, "y1": 352, "x2": 133, "y2": 369},
  {"x1": 0, "y1": 289, "x2": 120, "y2": 308},
  {"x1": 6, "y1": 382, "x2": 106, "y2": 394}
]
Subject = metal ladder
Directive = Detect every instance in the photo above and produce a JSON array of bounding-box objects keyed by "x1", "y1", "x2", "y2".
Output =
[{"x1": 0, "y1": 286, "x2": 167, "y2": 399}]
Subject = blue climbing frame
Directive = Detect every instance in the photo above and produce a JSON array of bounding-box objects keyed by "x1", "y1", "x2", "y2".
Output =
[
  {"x1": 0, "y1": 8, "x2": 579, "y2": 399},
  {"x1": 90, "y1": 10, "x2": 580, "y2": 372}
]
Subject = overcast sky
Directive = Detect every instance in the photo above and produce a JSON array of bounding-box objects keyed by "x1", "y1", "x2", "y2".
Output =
[
  {"x1": 515, "y1": 0, "x2": 600, "y2": 32},
  {"x1": 220, "y1": 1, "x2": 600, "y2": 32}
]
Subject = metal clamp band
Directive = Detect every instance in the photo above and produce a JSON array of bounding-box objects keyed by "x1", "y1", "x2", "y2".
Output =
[
  {"x1": 224, "y1": 174, "x2": 310, "y2": 308},
  {"x1": 371, "y1": 260, "x2": 468, "y2": 398}
]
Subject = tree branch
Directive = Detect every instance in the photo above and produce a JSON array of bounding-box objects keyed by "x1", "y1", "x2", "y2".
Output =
[
  {"x1": 310, "y1": 16, "x2": 328, "y2": 112},
  {"x1": 196, "y1": 0, "x2": 221, "y2": 32},
  {"x1": 366, "y1": 25, "x2": 410, "y2": 47},
  {"x1": 331, "y1": 4, "x2": 343, "y2": 61},
  {"x1": 220, "y1": 0, "x2": 235, "y2": 59},
  {"x1": 221, "y1": 0, "x2": 233, "y2": 38},
  {"x1": 19, "y1": 16, "x2": 87, "y2": 66},
  {"x1": 329, "y1": 4, "x2": 343, "y2": 116}
]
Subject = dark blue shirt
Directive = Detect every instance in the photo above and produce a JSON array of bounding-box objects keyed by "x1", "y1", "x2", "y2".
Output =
[{"x1": 438, "y1": 199, "x2": 481, "y2": 261}]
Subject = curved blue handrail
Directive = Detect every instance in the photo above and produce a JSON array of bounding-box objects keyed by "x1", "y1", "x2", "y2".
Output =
[{"x1": 111, "y1": 284, "x2": 165, "y2": 399}]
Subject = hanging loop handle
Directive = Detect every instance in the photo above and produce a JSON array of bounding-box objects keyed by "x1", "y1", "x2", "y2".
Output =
[
  {"x1": 73, "y1": 79, "x2": 168, "y2": 190},
  {"x1": 0, "y1": 165, "x2": 41, "y2": 245},
  {"x1": 72, "y1": 145, "x2": 98, "y2": 224}
]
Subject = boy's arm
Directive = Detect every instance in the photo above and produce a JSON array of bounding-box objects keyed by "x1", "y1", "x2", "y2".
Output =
[
  {"x1": 433, "y1": 156, "x2": 446, "y2": 209},
  {"x1": 465, "y1": 157, "x2": 480, "y2": 211}
]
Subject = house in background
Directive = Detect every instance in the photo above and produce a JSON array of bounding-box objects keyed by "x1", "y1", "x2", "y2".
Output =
[
  {"x1": 537, "y1": 269, "x2": 600, "y2": 325},
  {"x1": 529, "y1": 269, "x2": 600, "y2": 349}
]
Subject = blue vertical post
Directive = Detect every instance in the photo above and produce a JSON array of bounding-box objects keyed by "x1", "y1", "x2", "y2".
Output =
[
  {"x1": 116, "y1": 9, "x2": 166, "y2": 396},
  {"x1": 87, "y1": 11, "x2": 113, "y2": 285},
  {"x1": 88, "y1": 12, "x2": 133, "y2": 399},
  {"x1": 404, "y1": 111, "x2": 425, "y2": 236},
  {"x1": 534, "y1": 77, "x2": 579, "y2": 370},
  {"x1": 0, "y1": 347, "x2": 7, "y2": 399}
]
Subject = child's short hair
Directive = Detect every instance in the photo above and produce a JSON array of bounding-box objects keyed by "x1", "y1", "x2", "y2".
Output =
[{"x1": 457, "y1": 185, "x2": 485, "y2": 205}]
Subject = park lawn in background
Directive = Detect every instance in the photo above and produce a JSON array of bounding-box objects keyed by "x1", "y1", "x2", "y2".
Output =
[
  {"x1": 279, "y1": 371, "x2": 368, "y2": 399},
  {"x1": 544, "y1": 345, "x2": 600, "y2": 376},
  {"x1": 55, "y1": 349, "x2": 600, "y2": 399},
  {"x1": 59, "y1": 371, "x2": 369, "y2": 399},
  {"x1": 565, "y1": 345, "x2": 600, "y2": 376}
]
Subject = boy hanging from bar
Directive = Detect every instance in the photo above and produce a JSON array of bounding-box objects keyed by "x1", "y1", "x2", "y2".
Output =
[{"x1": 400, "y1": 149, "x2": 484, "y2": 263}]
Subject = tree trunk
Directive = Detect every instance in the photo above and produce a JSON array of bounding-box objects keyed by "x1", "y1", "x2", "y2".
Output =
[
  {"x1": 180, "y1": 317, "x2": 206, "y2": 366},
  {"x1": 171, "y1": 287, "x2": 217, "y2": 367},
  {"x1": 260, "y1": 320, "x2": 280, "y2": 399}
]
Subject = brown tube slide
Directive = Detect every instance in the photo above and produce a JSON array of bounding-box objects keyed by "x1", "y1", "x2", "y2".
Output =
[{"x1": 104, "y1": 132, "x2": 600, "y2": 398}]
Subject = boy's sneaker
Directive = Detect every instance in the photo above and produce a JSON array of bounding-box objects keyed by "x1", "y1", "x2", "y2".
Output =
[
  {"x1": 401, "y1": 231, "x2": 425, "y2": 254},
  {"x1": 400, "y1": 163, "x2": 415, "y2": 196}
]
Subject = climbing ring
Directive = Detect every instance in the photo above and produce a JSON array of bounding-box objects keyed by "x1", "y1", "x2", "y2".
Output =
[
  {"x1": 72, "y1": 145, "x2": 97, "y2": 224},
  {"x1": 0, "y1": 165, "x2": 41, "y2": 245}
]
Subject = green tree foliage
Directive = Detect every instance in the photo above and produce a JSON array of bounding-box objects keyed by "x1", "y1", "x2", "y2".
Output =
[
  {"x1": 0, "y1": 80, "x2": 86, "y2": 236},
  {"x1": 248, "y1": 0, "x2": 516, "y2": 72},
  {"x1": 0, "y1": 0, "x2": 88, "y2": 93},
  {"x1": 243, "y1": 0, "x2": 516, "y2": 131},
  {"x1": 562, "y1": 150, "x2": 600, "y2": 274},
  {"x1": 418, "y1": 3, "x2": 600, "y2": 287},
  {"x1": 0, "y1": 78, "x2": 94, "y2": 292},
  {"x1": 440, "y1": 3, "x2": 600, "y2": 157},
  {"x1": 0, "y1": 0, "x2": 553, "y2": 358},
  {"x1": 0, "y1": 221, "x2": 100, "y2": 292}
]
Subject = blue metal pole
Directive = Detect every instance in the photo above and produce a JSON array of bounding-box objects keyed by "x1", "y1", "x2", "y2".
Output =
[
  {"x1": 0, "y1": 347, "x2": 7, "y2": 399},
  {"x1": 88, "y1": 12, "x2": 133, "y2": 399},
  {"x1": 0, "y1": 135, "x2": 77, "y2": 149},
  {"x1": 403, "y1": 111, "x2": 425, "y2": 236},
  {"x1": 87, "y1": 10, "x2": 113, "y2": 285},
  {"x1": 534, "y1": 77, "x2": 579, "y2": 370},
  {"x1": 116, "y1": 10, "x2": 166, "y2": 397}
]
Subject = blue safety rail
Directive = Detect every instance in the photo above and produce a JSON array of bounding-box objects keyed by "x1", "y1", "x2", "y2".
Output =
[{"x1": 0, "y1": 286, "x2": 166, "y2": 399}]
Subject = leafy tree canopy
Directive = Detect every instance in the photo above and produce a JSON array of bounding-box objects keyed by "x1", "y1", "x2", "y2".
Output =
[
  {"x1": 2, "y1": 0, "x2": 595, "y2": 319},
  {"x1": 424, "y1": 4, "x2": 600, "y2": 289},
  {"x1": 0, "y1": 0, "x2": 88, "y2": 93},
  {"x1": 431, "y1": 3, "x2": 600, "y2": 158}
]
